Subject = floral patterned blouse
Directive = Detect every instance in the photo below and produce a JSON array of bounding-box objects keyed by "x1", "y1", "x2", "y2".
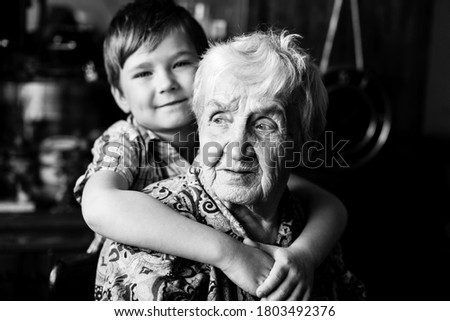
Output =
[{"x1": 94, "y1": 166, "x2": 366, "y2": 301}]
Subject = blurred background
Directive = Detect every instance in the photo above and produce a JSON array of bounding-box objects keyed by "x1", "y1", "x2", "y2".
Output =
[{"x1": 0, "y1": 0, "x2": 449, "y2": 300}]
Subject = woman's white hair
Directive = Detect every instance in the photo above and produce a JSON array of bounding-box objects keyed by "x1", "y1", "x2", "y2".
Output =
[{"x1": 193, "y1": 30, "x2": 328, "y2": 145}]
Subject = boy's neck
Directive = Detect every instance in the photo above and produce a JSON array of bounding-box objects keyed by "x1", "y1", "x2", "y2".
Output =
[
  {"x1": 153, "y1": 123, "x2": 196, "y2": 144},
  {"x1": 154, "y1": 123, "x2": 198, "y2": 163}
]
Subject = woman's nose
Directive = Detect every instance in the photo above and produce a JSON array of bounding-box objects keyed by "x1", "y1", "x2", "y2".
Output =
[
  {"x1": 230, "y1": 141, "x2": 255, "y2": 162},
  {"x1": 226, "y1": 125, "x2": 256, "y2": 162}
]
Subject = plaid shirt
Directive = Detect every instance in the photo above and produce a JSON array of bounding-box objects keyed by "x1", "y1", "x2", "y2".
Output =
[{"x1": 73, "y1": 115, "x2": 191, "y2": 253}]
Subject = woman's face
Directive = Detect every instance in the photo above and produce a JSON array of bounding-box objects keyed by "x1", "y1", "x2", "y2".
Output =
[{"x1": 197, "y1": 74, "x2": 295, "y2": 206}]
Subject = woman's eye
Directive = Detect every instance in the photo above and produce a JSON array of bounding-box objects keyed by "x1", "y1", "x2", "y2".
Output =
[
  {"x1": 212, "y1": 117, "x2": 224, "y2": 125},
  {"x1": 211, "y1": 113, "x2": 228, "y2": 126},
  {"x1": 255, "y1": 119, "x2": 277, "y2": 133}
]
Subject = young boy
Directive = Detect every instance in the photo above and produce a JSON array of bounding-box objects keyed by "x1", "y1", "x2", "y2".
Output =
[{"x1": 75, "y1": 0, "x2": 347, "y2": 300}]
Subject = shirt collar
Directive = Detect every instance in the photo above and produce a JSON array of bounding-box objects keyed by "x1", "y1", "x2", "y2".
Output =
[{"x1": 127, "y1": 114, "x2": 160, "y2": 141}]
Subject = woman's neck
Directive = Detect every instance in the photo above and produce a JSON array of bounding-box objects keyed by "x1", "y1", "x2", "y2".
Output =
[{"x1": 225, "y1": 201, "x2": 281, "y2": 244}]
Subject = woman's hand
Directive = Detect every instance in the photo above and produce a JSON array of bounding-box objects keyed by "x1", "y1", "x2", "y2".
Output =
[
  {"x1": 219, "y1": 241, "x2": 274, "y2": 296},
  {"x1": 244, "y1": 238, "x2": 314, "y2": 301}
]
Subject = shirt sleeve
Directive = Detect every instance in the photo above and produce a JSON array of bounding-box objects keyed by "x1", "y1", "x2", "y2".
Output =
[{"x1": 73, "y1": 120, "x2": 145, "y2": 204}]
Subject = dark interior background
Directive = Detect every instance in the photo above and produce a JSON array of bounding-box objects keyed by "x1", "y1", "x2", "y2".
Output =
[{"x1": 0, "y1": 0, "x2": 449, "y2": 300}]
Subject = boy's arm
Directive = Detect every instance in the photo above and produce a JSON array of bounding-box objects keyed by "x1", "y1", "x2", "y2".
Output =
[
  {"x1": 253, "y1": 173, "x2": 348, "y2": 300},
  {"x1": 287, "y1": 173, "x2": 347, "y2": 269},
  {"x1": 82, "y1": 170, "x2": 274, "y2": 295}
]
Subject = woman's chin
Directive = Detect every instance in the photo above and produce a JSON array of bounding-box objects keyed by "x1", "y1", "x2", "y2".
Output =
[{"x1": 212, "y1": 184, "x2": 260, "y2": 206}]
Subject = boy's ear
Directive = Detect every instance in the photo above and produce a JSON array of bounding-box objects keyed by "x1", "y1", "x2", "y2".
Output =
[{"x1": 111, "y1": 86, "x2": 130, "y2": 113}]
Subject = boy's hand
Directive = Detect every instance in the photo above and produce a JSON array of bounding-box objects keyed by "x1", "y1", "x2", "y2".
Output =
[
  {"x1": 220, "y1": 241, "x2": 274, "y2": 296},
  {"x1": 244, "y1": 238, "x2": 314, "y2": 301}
]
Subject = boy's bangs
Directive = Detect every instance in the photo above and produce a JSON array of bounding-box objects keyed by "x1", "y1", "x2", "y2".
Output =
[{"x1": 118, "y1": 25, "x2": 174, "y2": 67}]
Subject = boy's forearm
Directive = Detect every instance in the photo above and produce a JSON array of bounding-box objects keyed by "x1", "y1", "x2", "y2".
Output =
[
  {"x1": 287, "y1": 174, "x2": 347, "y2": 268},
  {"x1": 82, "y1": 175, "x2": 239, "y2": 269},
  {"x1": 290, "y1": 199, "x2": 347, "y2": 268}
]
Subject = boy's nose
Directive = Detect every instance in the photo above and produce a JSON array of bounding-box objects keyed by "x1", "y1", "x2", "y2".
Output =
[{"x1": 157, "y1": 70, "x2": 178, "y2": 93}]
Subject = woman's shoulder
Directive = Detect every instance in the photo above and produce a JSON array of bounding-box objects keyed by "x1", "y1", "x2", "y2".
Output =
[
  {"x1": 144, "y1": 174, "x2": 188, "y2": 197},
  {"x1": 142, "y1": 168, "x2": 203, "y2": 217}
]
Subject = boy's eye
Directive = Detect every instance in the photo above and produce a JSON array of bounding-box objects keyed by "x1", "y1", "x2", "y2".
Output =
[
  {"x1": 134, "y1": 71, "x2": 152, "y2": 78},
  {"x1": 174, "y1": 60, "x2": 193, "y2": 68}
]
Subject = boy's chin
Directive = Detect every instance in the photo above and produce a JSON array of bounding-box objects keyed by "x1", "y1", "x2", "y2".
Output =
[{"x1": 162, "y1": 118, "x2": 196, "y2": 132}]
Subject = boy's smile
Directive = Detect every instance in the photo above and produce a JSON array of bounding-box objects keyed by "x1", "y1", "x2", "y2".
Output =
[
  {"x1": 156, "y1": 98, "x2": 189, "y2": 109},
  {"x1": 112, "y1": 30, "x2": 198, "y2": 136}
]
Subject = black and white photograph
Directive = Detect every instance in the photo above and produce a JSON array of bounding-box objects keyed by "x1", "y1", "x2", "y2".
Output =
[{"x1": 0, "y1": 0, "x2": 449, "y2": 316}]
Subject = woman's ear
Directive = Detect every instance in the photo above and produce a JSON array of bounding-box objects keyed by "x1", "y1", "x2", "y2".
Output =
[{"x1": 111, "y1": 86, "x2": 130, "y2": 113}]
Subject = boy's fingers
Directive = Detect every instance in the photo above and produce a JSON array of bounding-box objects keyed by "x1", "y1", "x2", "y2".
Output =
[
  {"x1": 256, "y1": 261, "x2": 288, "y2": 298},
  {"x1": 263, "y1": 274, "x2": 297, "y2": 301},
  {"x1": 287, "y1": 281, "x2": 311, "y2": 301},
  {"x1": 302, "y1": 287, "x2": 312, "y2": 301},
  {"x1": 243, "y1": 238, "x2": 259, "y2": 247},
  {"x1": 286, "y1": 282, "x2": 303, "y2": 301}
]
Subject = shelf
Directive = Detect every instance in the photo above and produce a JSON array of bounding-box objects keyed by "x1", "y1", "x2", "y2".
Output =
[{"x1": 0, "y1": 206, "x2": 92, "y2": 252}]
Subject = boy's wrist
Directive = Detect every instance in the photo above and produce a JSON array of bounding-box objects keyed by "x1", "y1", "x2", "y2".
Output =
[
  {"x1": 289, "y1": 241, "x2": 318, "y2": 270},
  {"x1": 211, "y1": 235, "x2": 243, "y2": 270}
]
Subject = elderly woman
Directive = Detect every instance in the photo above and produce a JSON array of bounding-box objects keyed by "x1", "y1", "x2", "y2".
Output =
[{"x1": 95, "y1": 31, "x2": 365, "y2": 301}]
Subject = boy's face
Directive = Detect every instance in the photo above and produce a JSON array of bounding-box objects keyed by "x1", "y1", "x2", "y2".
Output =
[{"x1": 112, "y1": 30, "x2": 198, "y2": 134}]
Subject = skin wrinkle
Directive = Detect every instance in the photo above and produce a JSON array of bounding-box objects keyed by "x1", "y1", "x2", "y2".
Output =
[
  {"x1": 193, "y1": 46, "x2": 301, "y2": 119},
  {"x1": 193, "y1": 33, "x2": 327, "y2": 151},
  {"x1": 202, "y1": 94, "x2": 289, "y2": 173},
  {"x1": 191, "y1": 31, "x2": 328, "y2": 245},
  {"x1": 197, "y1": 73, "x2": 294, "y2": 240}
]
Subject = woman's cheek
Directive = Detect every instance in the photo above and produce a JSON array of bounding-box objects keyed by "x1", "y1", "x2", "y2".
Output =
[{"x1": 199, "y1": 131, "x2": 225, "y2": 168}]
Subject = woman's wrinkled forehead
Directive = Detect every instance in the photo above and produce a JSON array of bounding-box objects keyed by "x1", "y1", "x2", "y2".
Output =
[
  {"x1": 205, "y1": 69, "x2": 288, "y2": 105},
  {"x1": 205, "y1": 72, "x2": 286, "y2": 113},
  {"x1": 207, "y1": 72, "x2": 242, "y2": 98},
  {"x1": 192, "y1": 36, "x2": 305, "y2": 124}
]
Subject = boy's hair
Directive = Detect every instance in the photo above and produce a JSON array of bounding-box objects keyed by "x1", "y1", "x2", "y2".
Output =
[
  {"x1": 193, "y1": 30, "x2": 328, "y2": 145},
  {"x1": 104, "y1": 0, "x2": 208, "y2": 90}
]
